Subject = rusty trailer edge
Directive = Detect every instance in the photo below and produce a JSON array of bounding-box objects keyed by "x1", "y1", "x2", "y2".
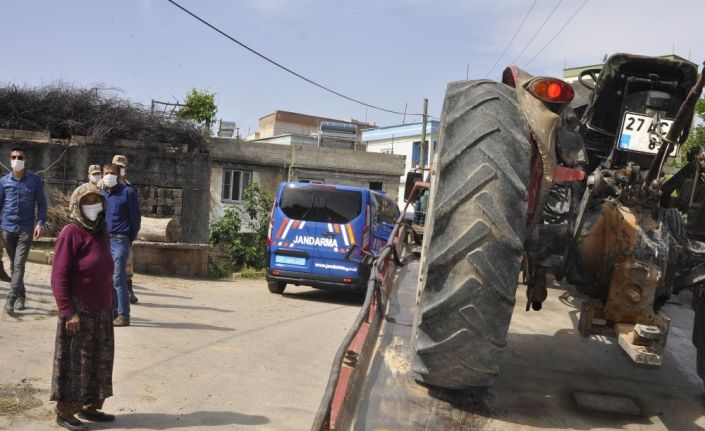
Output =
[{"x1": 311, "y1": 184, "x2": 426, "y2": 431}]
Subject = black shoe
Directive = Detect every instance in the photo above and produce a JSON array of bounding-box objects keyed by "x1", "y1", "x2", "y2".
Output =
[
  {"x1": 0, "y1": 268, "x2": 10, "y2": 283},
  {"x1": 129, "y1": 292, "x2": 139, "y2": 304},
  {"x1": 78, "y1": 409, "x2": 116, "y2": 422},
  {"x1": 56, "y1": 415, "x2": 88, "y2": 431},
  {"x1": 3, "y1": 298, "x2": 14, "y2": 314}
]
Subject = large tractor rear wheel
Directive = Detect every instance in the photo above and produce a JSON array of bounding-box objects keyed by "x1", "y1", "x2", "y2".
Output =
[{"x1": 412, "y1": 80, "x2": 532, "y2": 388}]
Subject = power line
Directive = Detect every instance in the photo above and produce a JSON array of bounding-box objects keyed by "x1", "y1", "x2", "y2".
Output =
[
  {"x1": 166, "y1": 0, "x2": 434, "y2": 119},
  {"x1": 484, "y1": 0, "x2": 539, "y2": 78},
  {"x1": 509, "y1": 0, "x2": 564, "y2": 66},
  {"x1": 524, "y1": 0, "x2": 590, "y2": 67}
]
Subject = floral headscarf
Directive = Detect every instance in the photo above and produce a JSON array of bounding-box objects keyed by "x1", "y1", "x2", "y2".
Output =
[{"x1": 68, "y1": 183, "x2": 107, "y2": 234}]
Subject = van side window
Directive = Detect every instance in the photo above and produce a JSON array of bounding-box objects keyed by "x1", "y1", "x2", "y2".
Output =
[{"x1": 373, "y1": 194, "x2": 399, "y2": 225}]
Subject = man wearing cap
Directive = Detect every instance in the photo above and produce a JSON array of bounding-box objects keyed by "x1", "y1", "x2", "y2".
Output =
[
  {"x1": 112, "y1": 155, "x2": 138, "y2": 304},
  {"x1": 112, "y1": 155, "x2": 132, "y2": 187},
  {"x1": 103, "y1": 163, "x2": 141, "y2": 327},
  {"x1": 87, "y1": 164, "x2": 102, "y2": 185}
]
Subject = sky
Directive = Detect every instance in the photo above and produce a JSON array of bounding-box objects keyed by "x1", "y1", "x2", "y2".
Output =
[{"x1": 1, "y1": 0, "x2": 704, "y2": 136}]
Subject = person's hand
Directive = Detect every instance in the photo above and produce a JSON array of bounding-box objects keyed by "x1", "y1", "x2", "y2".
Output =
[
  {"x1": 66, "y1": 314, "x2": 80, "y2": 336},
  {"x1": 33, "y1": 225, "x2": 43, "y2": 240}
]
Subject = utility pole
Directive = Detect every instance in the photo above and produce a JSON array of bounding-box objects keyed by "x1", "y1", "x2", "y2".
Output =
[{"x1": 419, "y1": 98, "x2": 428, "y2": 171}]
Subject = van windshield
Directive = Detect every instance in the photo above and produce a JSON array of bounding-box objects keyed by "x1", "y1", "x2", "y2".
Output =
[{"x1": 280, "y1": 187, "x2": 362, "y2": 224}]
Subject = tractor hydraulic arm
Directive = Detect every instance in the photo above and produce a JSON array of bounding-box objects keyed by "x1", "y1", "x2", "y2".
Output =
[{"x1": 644, "y1": 62, "x2": 705, "y2": 190}]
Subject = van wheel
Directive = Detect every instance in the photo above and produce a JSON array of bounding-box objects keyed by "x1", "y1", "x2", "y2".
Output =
[
  {"x1": 411, "y1": 80, "x2": 532, "y2": 388},
  {"x1": 268, "y1": 281, "x2": 286, "y2": 294}
]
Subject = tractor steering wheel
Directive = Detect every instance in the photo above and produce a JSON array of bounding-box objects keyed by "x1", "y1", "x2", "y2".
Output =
[{"x1": 578, "y1": 68, "x2": 600, "y2": 90}]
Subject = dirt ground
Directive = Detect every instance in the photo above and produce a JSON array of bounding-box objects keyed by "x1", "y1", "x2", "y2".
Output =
[{"x1": 0, "y1": 261, "x2": 361, "y2": 431}]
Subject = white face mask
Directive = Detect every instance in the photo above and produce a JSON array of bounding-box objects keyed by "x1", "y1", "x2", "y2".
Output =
[
  {"x1": 89, "y1": 174, "x2": 101, "y2": 185},
  {"x1": 10, "y1": 159, "x2": 25, "y2": 172},
  {"x1": 103, "y1": 174, "x2": 118, "y2": 188},
  {"x1": 119, "y1": 168, "x2": 126, "y2": 177},
  {"x1": 81, "y1": 203, "x2": 103, "y2": 222}
]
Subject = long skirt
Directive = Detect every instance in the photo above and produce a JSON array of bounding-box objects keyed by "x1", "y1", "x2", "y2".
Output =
[{"x1": 50, "y1": 309, "x2": 114, "y2": 405}]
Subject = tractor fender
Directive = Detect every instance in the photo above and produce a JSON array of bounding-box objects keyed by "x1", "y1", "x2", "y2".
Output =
[{"x1": 502, "y1": 66, "x2": 568, "y2": 225}]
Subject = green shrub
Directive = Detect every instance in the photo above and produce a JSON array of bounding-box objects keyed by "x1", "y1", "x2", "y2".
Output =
[{"x1": 209, "y1": 182, "x2": 273, "y2": 270}]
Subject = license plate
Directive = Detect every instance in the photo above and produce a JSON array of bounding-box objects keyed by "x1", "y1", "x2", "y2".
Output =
[
  {"x1": 618, "y1": 112, "x2": 677, "y2": 156},
  {"x1": 275, "y1": 255, "x2": 306, "y2": 266}
]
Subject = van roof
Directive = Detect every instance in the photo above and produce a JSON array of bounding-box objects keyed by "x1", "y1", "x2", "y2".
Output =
[
  {"x1": 282, "y1": 182, "x2": 370, "y2": 193},
  {"x1": 280, "y1": 182, "x2": 391, "y2": 200}
]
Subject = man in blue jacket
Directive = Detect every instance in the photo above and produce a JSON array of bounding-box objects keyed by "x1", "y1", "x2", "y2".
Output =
[
  {"x1": 1, "y1": 147, "x2": 47, "y2": 313},
  {"x1": 102, "y1": 163, "x2": 141, "y2": 327}
]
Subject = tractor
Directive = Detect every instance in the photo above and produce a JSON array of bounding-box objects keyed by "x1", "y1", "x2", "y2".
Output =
[{"x1": 412, "y1": 53, "x2": 705, "y2": 389}]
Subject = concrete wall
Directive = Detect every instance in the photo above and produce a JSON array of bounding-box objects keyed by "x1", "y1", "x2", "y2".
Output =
[
  {"x1": 0, "y1": 129, "x2": 211, "y2": 244},
  {"x1": 209, "y1": 138, "x2": 406, "y2": 223}
]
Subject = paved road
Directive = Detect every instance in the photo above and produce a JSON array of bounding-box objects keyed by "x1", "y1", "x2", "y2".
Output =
[{"x1": 0, "y1": 261, "x2": 361, "y2": 430}]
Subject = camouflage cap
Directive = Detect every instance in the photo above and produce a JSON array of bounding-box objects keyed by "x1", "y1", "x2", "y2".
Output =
[
  {"x1": 87, "y1": 164, "x2": 102, "y2": 175},
  {"x1": 112, "y1": 154, "x2": 128, "y2": 166}
]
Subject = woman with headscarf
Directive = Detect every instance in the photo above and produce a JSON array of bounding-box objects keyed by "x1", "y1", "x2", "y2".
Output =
[{"x1": 50, "y1": 183, "x2": 116, "y2": 431}]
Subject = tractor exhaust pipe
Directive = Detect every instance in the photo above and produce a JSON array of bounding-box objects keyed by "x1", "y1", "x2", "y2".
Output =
[{"x1": 643, "y1": 61, "x2": 705, "y2": 191}]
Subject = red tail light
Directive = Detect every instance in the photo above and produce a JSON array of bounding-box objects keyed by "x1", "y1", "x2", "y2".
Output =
[
  {"x1": 266, "y1": 206, "x2": 275, "y2": 246},
  {"x1": 526, "y1": 78, "x2": 574, "y2": 104},
  {"x1": 272, "y1": 270, "x2": 280, "y2": 276},
  {"x1": 343, "y1": 278, "x2": 352, "y2": 283}
]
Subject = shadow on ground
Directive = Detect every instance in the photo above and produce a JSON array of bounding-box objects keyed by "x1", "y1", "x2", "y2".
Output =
[
  {"x1": 129, "y1": 317, "x2": 235, "y2": 332},
  {"x1": 137, "y1": 302, "x2": 234, "y2": 313},
  {"x1": 282, "y1": 288, "x2": 364, "y2": 306},
  {"x1": 111, "y1": 410, "x2": 269, "y2": 429},
  {"x1": 130, "y1": 285, "x2": 193, "y2": 300}
]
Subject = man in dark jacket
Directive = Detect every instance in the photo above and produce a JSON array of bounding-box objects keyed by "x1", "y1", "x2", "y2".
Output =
[
  {"x1": 102, "y1": 164, "x2": 141, "y2": 327},
  {"x1": 112, "y1": 154, "x2": 138, "y2": 304},
  {"x1": 1, "y1": 147, "x2": 47, "y2": 313}
]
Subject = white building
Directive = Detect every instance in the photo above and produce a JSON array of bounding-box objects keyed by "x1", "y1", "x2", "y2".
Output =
[{"x1": 362, "y1": 121, "x2": 440, "y2": 208}]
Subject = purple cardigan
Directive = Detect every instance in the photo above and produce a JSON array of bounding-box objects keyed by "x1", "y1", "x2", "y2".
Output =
[{"x1": 51, "y1": 223, "x2": 114, "y2": 317}]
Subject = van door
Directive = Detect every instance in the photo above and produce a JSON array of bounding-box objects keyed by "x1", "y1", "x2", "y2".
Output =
[
  {"x1": 270, "y1": 185, "x2": 320, "y2": 274},
  {"x1": 310, "y1": 187, "x2": 365, "y2": 285}
]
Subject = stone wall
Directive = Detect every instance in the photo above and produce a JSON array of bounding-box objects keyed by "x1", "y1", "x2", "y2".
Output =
[
  {"x1": 132, "y1": 241, "x2": 210, "y2": 277},
  {"x1": 29, "y1": 237, "x2": 210, "y2": 277},
  {"x1": 0, "y1": 129, "x2": 210, "y2": 244}
]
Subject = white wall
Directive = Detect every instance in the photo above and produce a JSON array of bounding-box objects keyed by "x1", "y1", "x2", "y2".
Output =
[{"x1": 366, "y1": 134, "x2": 436, "y2": 208}]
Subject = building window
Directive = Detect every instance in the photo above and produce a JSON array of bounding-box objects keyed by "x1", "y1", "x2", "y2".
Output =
[
  {"x1": 299, "y1": 178, "x2": 324, "y2": 184},
  {"x1": 412, "y1": 141, "x2": 430, "y2": 167},
  {"x1": 369, "y1": 181, "x2": 383, "y2": 191},
  {"x1": 380, "y1": 147, "x2": 393, "y2": 154},
  {"x1": 222, "y1": 169, "x2": 252, "y2": 202}
]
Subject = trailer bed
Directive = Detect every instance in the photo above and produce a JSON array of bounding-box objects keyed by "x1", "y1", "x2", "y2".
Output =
[{"x1": 345, "y1": 257, "x2": 705, "y2": 430}]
